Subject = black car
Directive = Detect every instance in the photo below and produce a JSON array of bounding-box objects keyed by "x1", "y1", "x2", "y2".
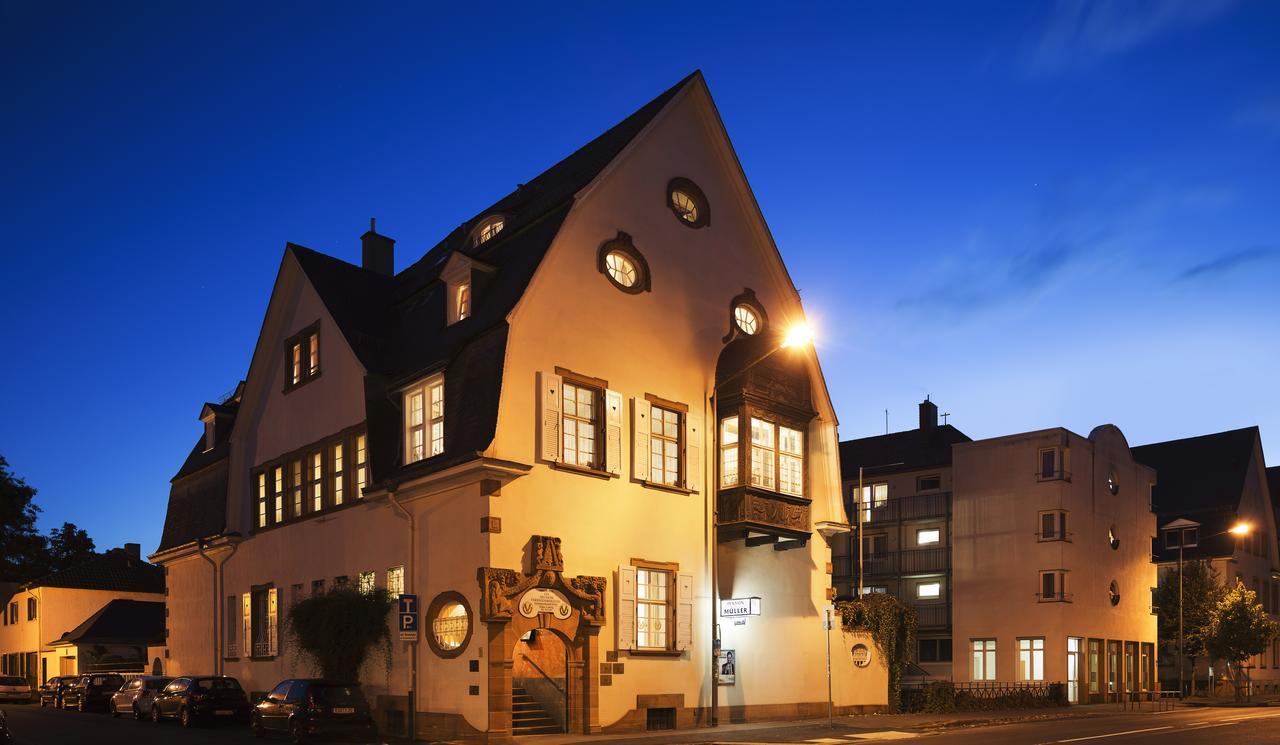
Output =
[
  {"x1": 61, "y1": 674, "x2": 125, "y2": 712},
  {"x1": 37, "y1": 677, "x2": 70, "y2": 708},
  {"x1": 151, "y1": 676, "x2": 250, "y2": 727},
  {"x1": 251, "y1": 679, "x2": 377, "y2": 742}
]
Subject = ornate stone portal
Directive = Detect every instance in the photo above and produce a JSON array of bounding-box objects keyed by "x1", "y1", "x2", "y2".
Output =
[{"x1": 477, "y1": 536, "x2": 607, "y2": 739}]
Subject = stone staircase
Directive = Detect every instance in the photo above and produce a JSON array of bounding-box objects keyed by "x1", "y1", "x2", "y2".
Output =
[{"x1": 512, "y1": 684, "x2": 561, "y2": 735}]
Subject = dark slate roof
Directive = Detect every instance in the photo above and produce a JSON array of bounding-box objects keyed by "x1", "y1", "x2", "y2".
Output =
[
  {"x1": 1267, "y1": 465, "x2": 1280, "y2": 510},
  {"x1": 173, "y1": 394, "x2": 239, "y2": 481},
  {"x1": 1150, "y1": 508, "x2": 1242, "y2": 563},
  {"x1": 25, "y1": 548, "x2": 164, "y2": 593},
  {"x1": 157, "y1": 453, "x2": 229, "y2": 552},
  {"x1": 50, "y1": 599, "x2": 165, "y2": 647},
  {"x1": 1132, "y1": 427, "x2": 1260, "y2": 515},
  {"x1": 288, "y1": 72, "x2": 697, "y2": 490},
  {"x1": 839, "y1": 425, "x2": 972, "y2": 480}
]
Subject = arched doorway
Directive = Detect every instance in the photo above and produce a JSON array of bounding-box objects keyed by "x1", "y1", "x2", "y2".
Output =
[{"x1": 512, "y1": 629, "x2": 569, "y2": 734}]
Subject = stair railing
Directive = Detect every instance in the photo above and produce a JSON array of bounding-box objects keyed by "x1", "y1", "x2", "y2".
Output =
[{"x1": 518, "y1": 653, "x2": 567, "y2": 732}]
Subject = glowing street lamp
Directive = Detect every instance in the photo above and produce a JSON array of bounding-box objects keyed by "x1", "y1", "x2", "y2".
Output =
[
  {"x1": 1230, "y1": 522, "x2": 1251, "y2": 536},
  {"x1": 781, "y1": 322, "x2": 814, "y2": 349}
]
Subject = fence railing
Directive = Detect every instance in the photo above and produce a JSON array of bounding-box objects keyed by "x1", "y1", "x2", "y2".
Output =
[
  {"x1": 915, "y1": 603, "x2": 950, "y2": 628},
  {"x1": 1116, "y1": 690, "x2": 1180, "y2": 711},
  {"x1": 857, "y1": 492, "x2": 950, "y2": 524},
  {"x1": 858, "y1": 547, "x2": 951, "y2": 575},
  {"x1": 902, "y1": 680, "x2": 1066, "y2": 712}
]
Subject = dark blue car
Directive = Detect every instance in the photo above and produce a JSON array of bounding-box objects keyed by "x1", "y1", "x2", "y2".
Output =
[{"x1": 251, "y1": 679, "x2": 376, "y2": 742}]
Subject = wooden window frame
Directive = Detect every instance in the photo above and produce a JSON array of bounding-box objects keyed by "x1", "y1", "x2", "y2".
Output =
[
  {"x1": 255, "y1": 471, "x2": 268, "y2": 529},
  {"x1": 332, "y1": 441, "x2": 345, "y2": 506},
  {"x1": 645, "y1": 394, "x2": 687, "y2": 488},
  {"x1": 557, "y1": 368, "x2": 607, "y2": 472},
  {"x1": 250, "y1": 426, "x2": 366, "y2": 533},
  {"x1": 272, "y1": 465, "x2": 285, "y2": 525},
  {"x1": 632, "y1": 559, "x2": 678, "y2": 653},
  {"x1": 403, "y1": 373, "x2": 445, "y2": 465},
  {"x1": 971, "y1": 638, "x2": 997, "y2": 681},
  {"x1": 283, "y1": 321, "x2": 322, "y2": 393},
  {"x1": 355, "y1": 434, "x2": 368, "y2": 498},
  {"x1": 1018, "y1": 637, "x2": 1046, "y2": 682}
]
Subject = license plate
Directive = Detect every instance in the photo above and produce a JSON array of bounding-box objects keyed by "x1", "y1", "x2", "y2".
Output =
[
  {"x1": 333, "y1": 706, "x2": 355, "y2": 714},
  {"x1": 215, "y1": 709, "x2": 234, "y2": 715}
]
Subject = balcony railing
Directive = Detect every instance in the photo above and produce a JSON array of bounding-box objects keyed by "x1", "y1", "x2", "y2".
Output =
[
  {"x1": 855, "y1": 492, "x2": 950, "y2": 524},
  {"x1": 856, "y1": 547, "x2": 951, "y2": 575},
  {"x1": 915, "y1": 602, "x2": 950, "y2": 628}
]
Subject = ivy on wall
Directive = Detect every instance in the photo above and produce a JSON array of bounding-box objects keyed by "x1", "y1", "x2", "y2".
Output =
[
  {"x1": 835, "y1": 594, "x2": 917, "y2": 712},
  {"x1": 286, "y1": 586, "x2": 396, "y2": 683}
]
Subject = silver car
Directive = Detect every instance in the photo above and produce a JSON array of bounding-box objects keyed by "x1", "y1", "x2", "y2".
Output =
[
  {"x1": 109, "y1": 676, "x2": 171, "y2": 719},
  {"x1": 0, "y1": 677, "x2": 31, "y2": 704}
]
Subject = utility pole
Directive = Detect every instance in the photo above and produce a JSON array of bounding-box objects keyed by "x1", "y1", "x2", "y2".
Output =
[
  {"x1": 857, "y1": 467, "x2": 864, "y2": 597},
  {"x1": 825, "y1": 607, "x2": 833, "y2": 727}
]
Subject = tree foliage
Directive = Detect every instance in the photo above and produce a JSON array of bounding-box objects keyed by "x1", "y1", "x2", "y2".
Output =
[
  {"x1": 47, "y1": 522, "x2": 96, "y2": 571},
  {"x1": 1206, "y1": 579, "x2": 1280, "y2": 700},
  {"x1": 0, "y1": 455, "x2": 100, "y2": 583},
  {"x1": 1154, "y1": 561, "x2": 1224, "y2": 662},
  {"x1": 835, "y1": 593, "x2": 917, "y2": 712},
  {"x1": 286, "y1": 586, "x2": 396, "y2": 683}
]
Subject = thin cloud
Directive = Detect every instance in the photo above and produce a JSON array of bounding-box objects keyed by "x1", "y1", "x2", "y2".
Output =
[
  {"x1": 1176, "y1": 246, "x2": 1279, "y2": 281},
  {"x1": 1026, "y1": 0, "x2": 1235, "y2": 74},
  {"x1": 897, "y1": 240, "x2": 1082, "y2": 312},
  {"x1": 1234, "y1": 100, "x2": 1280, "y2": 135}
]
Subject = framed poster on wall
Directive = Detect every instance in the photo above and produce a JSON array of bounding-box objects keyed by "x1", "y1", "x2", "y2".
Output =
[{"x1": 717, "y1": 649, "x2": 736, "y2": 685}]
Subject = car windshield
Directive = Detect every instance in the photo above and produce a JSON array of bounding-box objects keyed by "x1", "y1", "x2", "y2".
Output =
[
  {"x1": 0, "y1": 677, "x2": 26, "y2": 686},
  {"x1": 145, "y1": 679, "x2": 171, "y2": 690},
  {"x1": 193, "y1": 678, "x2": 241, "y2": 692},
  {"x1": 311, "y1": 685, "x2": 364, "y2": 707}
]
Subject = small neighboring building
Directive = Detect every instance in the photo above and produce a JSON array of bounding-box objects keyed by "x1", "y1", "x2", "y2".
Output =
[
  {"x1": 836, "y1": 400, "x2": 1159, "y2": 703},
  {"x1": 46, "y1": 599, "x2": 165, "y2": 677},
  {"x1": 0, "y1": 545, "x2": 165, "y2": 684},
  {"x1": 1133, "y1": 427, "x2": 1280, "y2": 694}
]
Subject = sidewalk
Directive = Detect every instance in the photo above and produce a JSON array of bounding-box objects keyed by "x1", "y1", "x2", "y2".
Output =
[{"x1": 493, "y1": 703, "x2": 1145, "y2": 745}]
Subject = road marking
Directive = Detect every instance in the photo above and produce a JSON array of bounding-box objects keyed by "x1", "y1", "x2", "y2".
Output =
[
  {"x1": 1052, "y1": 726, "x2": 1173, "y2": 743},
  {"x1": 847, "y1": 734, "x2": 917, "y2": 741}
]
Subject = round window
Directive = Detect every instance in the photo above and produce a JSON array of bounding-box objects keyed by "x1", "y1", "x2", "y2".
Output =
[
  {"x1": 1108, "y1": 580, "x2": 1120, "y2": 607},
  {"x1": 1108, "y1": 525, "x2": 1120, "y2": 550},
  {"x1": 596, "y1": 232, "x2": 650, "y2": 294},
  {"x1": 667, "y1": 178, "x2": 709, "y2": 228},
  {"x1": 426, "y1": 592, "x2": 473, "y2": 658},
  {"x1": 605, "y1": 251, "x2": 638, "y2": 288},
  {"x1": 734, "y1": 304, "x2": 760, "y2": 335},
  {"x1": 1107, "y1": 471, "x2": 1119, "y2": 495}
]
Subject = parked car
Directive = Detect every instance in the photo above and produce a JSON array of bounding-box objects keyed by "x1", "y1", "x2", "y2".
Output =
[
  {"x1": 151, "y1": 676, "x2": 250, "y2": 727},
  {"x1": 0, "y1": 677, "x2": 31, "y2": 704},
  {"x1": 251, "y1": 679, "x2": 377, "y2": 743},
  {"x1": 38, "y1": 677, "x2": 70, "y2": 708},
  {"x1": 61, "y1": 673, "x2": 125, "y2": 712},
  {"x1": 110, "y1": 675, "x2": 171, "y2": 719}
]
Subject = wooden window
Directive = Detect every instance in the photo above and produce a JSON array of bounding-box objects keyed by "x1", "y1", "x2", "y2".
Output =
[
  {"x1": 636, "y1": 567, "x2": 670, "y2": 650},
  {"x1": 26, "y1": 597, "x2": 36, "y2": 621},
  {"x1": 272, "y1": 466, "x2": 284, "y2": 524},
  {"x1": 290, "y1": 343, "x2": 301, "y2": 385},
  {"x1": 916, "y1": 528, "x2": 941, "y2": 545},
  {"x1": 747, "y1": 418, "x2": 804, "y2": 496},
  {"x1": 283, "y1": 322, "x2": 321, "y2": 390},
  {"x1": 332, "y1": 442, "x2": 345, "y2": 506},
  {"x1": 778, "y1": 425, "x2": 803, "y2": 496},
  {"x1": 309, "y1": 452, "x2": 323, "y2": 512},
  {"x1": 308, "y1": 333, "x2": 319, "y2": 376},
  {"x1": 245, "y1": 587, "x2": 278, "y2": 658},
  {"x1": 649, "y1": 405, "x2": 681, "y2": 486},
  {"x1": 290, "y1": 460, "x2": 303, "y2": 519},
  {"x1": 256, "y1": 472, "x2": 267, "y2": 529},
  {"x1": 617, "y1": 562, "x2": 693, "y2": 653},
  {"x1": 357, "y1": 571, "x2": 375, "y2": 594},
  {"x1": 387, "y1": 566, "x2": 404, "y2": 597},
  {"x1": 562, "y1": 381, "x2": 599, "y2": 468},
  {"x1": 224, "y1": 596, "x2": 237, "y2": 656},
  {"x1": 355, "y1": 434, "x2": 367, "y2": 496},
  {"x1": 471, "y1": 215, "x2": 504, "y2": 247},
  {"x1": 456, "y1": 283, "x2": 471, "y2": 321},
  {"x1": 404, "y1": 375, "x2": 444, "y2": 464},
  {"x1": 749, "y1": 417, "x2": 776, "y2": 490},
  {"x1": 1018, "y1": 638, "x2": 1045, "y2": 681},
  {"x1": 916, "y1": 581, "x2": 941, "y2": 599},
  {"x1": 972, "y1": 639, "x2": 996, "y2": 681},
  {"x1": 719, "y1": 417, "x2": 739, "y2": 487}
]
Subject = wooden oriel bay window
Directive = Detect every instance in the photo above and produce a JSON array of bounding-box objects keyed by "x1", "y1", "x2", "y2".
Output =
[{"x1": 250, "y1": 425, "x2": 367, "y2": 531}]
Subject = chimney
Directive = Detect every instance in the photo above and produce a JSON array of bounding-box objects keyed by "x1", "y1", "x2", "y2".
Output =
[
  {"x1": 124, "y1": 543, "x2": 141, "y2": 561},
  {"x1": 361, "y1": 218, "x2": 395, "y2": 276},
  {"x1": 919, "y1": 396, "x2": 938, "y2": 431}
]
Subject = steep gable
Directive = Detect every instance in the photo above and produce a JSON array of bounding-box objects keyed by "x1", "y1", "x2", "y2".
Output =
[{"x1": 1133, "y1": 427, "x2": 1260, "y2": 514}]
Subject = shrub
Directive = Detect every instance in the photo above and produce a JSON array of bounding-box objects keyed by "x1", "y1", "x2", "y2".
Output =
[{"x1": 286, "y1": 586, "x2": 396, "y2": 683}]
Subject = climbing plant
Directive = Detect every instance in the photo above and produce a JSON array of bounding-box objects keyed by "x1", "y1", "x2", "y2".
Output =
[
  {"x1": 286, "y1": 586, "x2": 397, "y2": 683},
  {"x1": 835, "y1": 594, "x2": 917, "y2": 712}
]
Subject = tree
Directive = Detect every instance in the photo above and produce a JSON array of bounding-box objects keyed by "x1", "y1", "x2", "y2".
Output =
[
  {"x1": 47, "y1": 522, "x2": 96, "y2": 573},
  {"x1": 1205, "y1": 579, "x2": 1280, "y2": 701},
  {"x1": 286, "y1": 586, "x2": 396, "y2": 683},
  {"x1": 0, "y1": 455, "x2": 49, "y2": 583},
  {"x1": 1153, "y1": 560, "x2": 1224, "y2": 695}
]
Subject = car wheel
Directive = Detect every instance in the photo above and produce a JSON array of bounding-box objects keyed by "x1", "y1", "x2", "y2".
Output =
[
  {"x1": 290, "y1": 720, "x2": 308, "y2": 745},
  {"x1": 134, "y1": 703, "x2": 143, "y2": 720},
  {"x1": 251, "y1": 716, "x2": 265, "y2": 738},
  {"x1": 110, "y1": 700, "x2": 119, "y2": 717},
  {"x1": 152, "y1": 703, "x2": 162, "y2": 723},
  {"x1": 180, "y1": 705, "x2": 192, "y2": 728},
  {"x1": 77, "y1": 698, "x2": 85, "y2": 713},
  {"x1": 39, "y1": 697, "x2": 45, "y2": 708}
]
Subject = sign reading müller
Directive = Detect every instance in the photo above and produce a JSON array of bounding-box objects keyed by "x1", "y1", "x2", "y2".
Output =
[
  {"x1": 518, "y1": 588, "x2": 572, "y2": 619},
  {"x1": 719, "y1": 597, "x2": 762, "y2": 617}
]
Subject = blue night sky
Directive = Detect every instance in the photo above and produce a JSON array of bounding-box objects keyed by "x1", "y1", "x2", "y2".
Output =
[{"x1": 2, "y1": 2, "x2": 1278, "y2": 553}]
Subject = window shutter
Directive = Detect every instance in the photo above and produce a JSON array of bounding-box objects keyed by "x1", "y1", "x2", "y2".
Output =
[
  {"x1": 605, "y1": 389, "x2": 623, "y2": 476},
  {"x1": 632, "y1": 399, "x2": 651, "y2": 481},
  {"x1": 539, "y1": 371, "x2": 562, "y2": 463},
  {"x1": 686, "y1": 413, "x2": 703, "y2": 492},
  {"x1": 675, "y1": 572, "x2": 693, "y2": 652},
  {"x1": 241, "y1": 593, "x2": 251, "y2": 657},
  {"x1": 616, "y1": 565, "x2": 636, "y2": 651},
  {"x1": 267, "y1": 588, "x2": 279, "y2": 657}
]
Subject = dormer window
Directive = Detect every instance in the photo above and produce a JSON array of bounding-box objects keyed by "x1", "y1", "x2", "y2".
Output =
[
  {"x1": 471, "y1": 215, "x2": 505, "y2": 247},
  {"x1": 404, "y1": 374, "x2": 445, "y2": 464},
  {"x1": 456, "y1": 283, "x2": 471, "y2": 321},
  {"x1": 202, "y1": 417, "x2": 216, "y2": 453},
  {"x1": 441, "y1": 253, "x2": 490, "y2": 326},
  {"x1": 284, "y1": 322, "x2": 321, "y2": 391}
]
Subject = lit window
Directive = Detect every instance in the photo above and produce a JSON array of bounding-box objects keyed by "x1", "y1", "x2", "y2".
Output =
[
  {"x1": 472, "y1": 216, "x2": 504, "y2": 247},
  {"x1": 719, "y1": 417, "x2": 739, "y2": 487},
  {"x1": 1107, "y1": 471, "x2": 1119, "y2": 495},
  {"x1": 972, "y1": 639, "x2": 996, "y2": 681},
  {"x1": 291, "y1": 344, "x2": 301, "y2": 385},
  {"x1": 285, "y1": 323, "x2": 321, "y2": 389},
  {"x1": 357, "y1": 571, "x2": 375, "y2": 595},
  {"x1": 671, "y1": 190, "x2": 698, "y2": 223},
  {"x1": 431, "y1": 600, "x2": 470, "y2": 651},
  {"x1": 856, "y1": 482, "x2": 889, "y2": 523},
  {"x1": 332, "y1": 443, "x2": 344, "y2": 506},
  {"x1": 917, "y1": 582, "x2": 941, "y2": 599},
  {"x1": 1108, "y1": 525, "x2": 1119, "y2": 550},
  {"x1": 917, "y1": 528, "x2": 941, "y2": 545},
  {"x1": 308, "y1": 333, "x2": 319, "y2": 376},
  {"x1": 750, "y1": 418, "x2": 776, "y2": 490},
  {"x1": 561, "y1": 381, "x2": 598, "y2": 468},
  {"x1": 636, "y1": 568, "x2": 670, "y2": 650},
  {"x1": 272, "y1": 466, "x2": 284, "y2": 524},
  {"x1": 386, "y1": 566, "x2": 404, "y2": 598},
  {"x1": 649, "y1": 406, "x2": 681, "y2": 486},
  {"x1": 667, "y1": 178, "x2": 708, "y2": 228},
  {"x1": 778, "y1": 425, "x2": 803, "y2": 496},
  {"x1": 734, "y1": 305, "x2": 760, "y2": 335},
  {"x1": 290, "y1": 460, "x2": 303, "y2": 518},
  {"x1": 256, "y1": 472, "x2": 267, "y2": 528},
  {"x1": 456, "y1": 283, "x2": 471, "y2": 321},
  {"x1": 1019, "y1": 638, "x2": 1045, "y2": 681},
  {"x1": 605, "y1": 251, "x2": 637, "y2": 288},
  {"x1": 404, "y1": 375, "x2": 445, "y2": 464},
  {"x1": 355, "y1": 435, "x2": 368, "y2": 496},
  {"x1": 310, "y1": 452, "x2": 323, "y2": 512}
]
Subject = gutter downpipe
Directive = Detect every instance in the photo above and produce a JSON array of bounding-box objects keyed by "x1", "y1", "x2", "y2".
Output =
[
  {"x1": 197, "y1": 540, "x2": 220, "y2": 675},
  {"x1": 25, "y1": 587, "x2": 41, "y2": 685},
  {"x1": 388, "y1": 488, "x2": 418, "y2": 742}
]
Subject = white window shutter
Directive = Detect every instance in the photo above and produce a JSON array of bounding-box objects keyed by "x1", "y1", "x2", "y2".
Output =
[
  {"x1": 675, "y1": 572, "x2": 694, "y2": 651},
  {"x1": 617, "y1": 565, "x2": 636, "y2": 651},
  {"x1": 539, "y1": 371, "x2": 562, "y2": 463},
  {"x1": 605, "y1": 389, "x2": 623, "y2": 476},
  {"x1": 632, "y1": 399, "x2": 651, "y2": 481},
  {"x1": 686, "y1": 413, "x2": 703, "y2": 492},
  {"x1": 241, "y1": 593, "x2": 251, "y2": 657},
  {"x1": 267, "y1": 588, "x2": 279, "y2": 657}
]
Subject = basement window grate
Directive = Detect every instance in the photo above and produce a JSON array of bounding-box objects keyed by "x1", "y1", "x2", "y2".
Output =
[{"x1": 646, "y1": 707, "x2": 676, "y2": 731}]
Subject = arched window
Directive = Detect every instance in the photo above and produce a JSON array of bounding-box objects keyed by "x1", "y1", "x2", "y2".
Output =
[
  {"x1": 471, "y1": 215, "x2": 505, "y2": 247},
  {"x1": 596, "y1": 232, "x2": 651, "y2": 294}
]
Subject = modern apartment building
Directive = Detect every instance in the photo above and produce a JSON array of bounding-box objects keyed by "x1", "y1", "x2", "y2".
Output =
[
  {"x1": 1133, "y1": 427, "x2": 1280, "y2": 694},
  {"x1": 152, "y1": 72, "x2": 886, "y2": 742},
  {"x1": 836, "y1": 401, "x2": 1159, "y2": 702}
]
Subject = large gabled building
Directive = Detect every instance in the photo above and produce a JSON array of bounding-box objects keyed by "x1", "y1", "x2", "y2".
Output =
[{"x1": 153, "y1": 72, "x2": 887, "y2": 741}]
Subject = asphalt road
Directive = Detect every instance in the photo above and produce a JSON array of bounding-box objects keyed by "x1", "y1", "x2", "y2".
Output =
[{"x1": 916, "y1": 707, "x2": 1280, "y2": 745}]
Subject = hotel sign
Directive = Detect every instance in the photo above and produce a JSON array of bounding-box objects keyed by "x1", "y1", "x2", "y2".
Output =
[
  {"x1": 518, "y1": 588, "x2": 572, "y2": 619},
  {"x1": 719, "y1": 597, "x2": 762, "y2": 618}
]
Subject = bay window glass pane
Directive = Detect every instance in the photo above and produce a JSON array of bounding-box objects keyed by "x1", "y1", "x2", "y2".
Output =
[
  {"x1": 332, "y1": 443, "x2": 344, "y2": 505},
  {"x1": 779, "y1": 426, "x2": 802, "y2": 455},
  {"x1": 750, "y1": 418, "x2": 773, "y2": 448}
]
